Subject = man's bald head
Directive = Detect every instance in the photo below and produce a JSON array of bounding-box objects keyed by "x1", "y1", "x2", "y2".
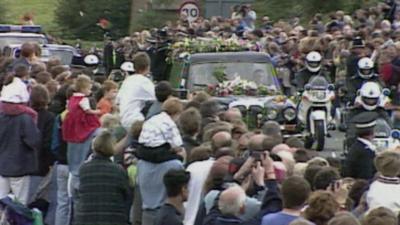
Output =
[
  {"x1": 221, "y1": 108, "x2": 242, "y2": 122},
  {"x1": 248, "y1": 134, "x2": 267, "y2": 152},
  {"x1": 218, "y1": 185, "x2": 246, "y2": 216},
  {"x1": 262, "y1": 121, "x2": 282, "y2": 137},
  {"x1": 211, "y1": 131, "x2": 232, "y2": 153}
]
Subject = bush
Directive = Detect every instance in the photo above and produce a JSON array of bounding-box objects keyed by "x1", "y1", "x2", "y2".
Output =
[
  {"x1": 131, "y1": 10, "x2": 177, "y2": 32},
  {"x1": 55, "y1": 0, "x2": 131, "y2": 40}
]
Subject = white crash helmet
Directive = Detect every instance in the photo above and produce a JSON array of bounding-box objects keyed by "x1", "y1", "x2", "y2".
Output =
[
  {"x1": 305, "y1": 51, "x2": 322, "y2": 73},
  {"x1": 120, "y1": 62, "x2": 135, "y2": 73},
  {"x1": 357, "y1": 57, "x2": 374, "y2": 79},
  {"x1": 84, "y1": 54, "x2": 100, "y2": 66},
  {"x1": 359, "y1": 82, "x2": 381, "y2": 111}
]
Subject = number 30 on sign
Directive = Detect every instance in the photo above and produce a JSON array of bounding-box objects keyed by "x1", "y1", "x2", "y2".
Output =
[{"x1": 180, "y1": 2, "x2": 200, "y2": 23}]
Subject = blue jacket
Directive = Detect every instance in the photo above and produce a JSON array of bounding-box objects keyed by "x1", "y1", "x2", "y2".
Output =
[{"x1": 0, "y1": 113, "x2": 41, "y2": 177}]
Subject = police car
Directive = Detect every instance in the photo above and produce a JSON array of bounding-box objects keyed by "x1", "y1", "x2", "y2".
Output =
[
  {"x1": 0, "y1": 25, "x2": 48, "y2": 50},
  {"x1": 0, "y1": 25, "x2": 84, "y2": 66}
]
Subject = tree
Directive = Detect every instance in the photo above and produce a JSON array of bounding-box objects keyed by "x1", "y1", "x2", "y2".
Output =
[
  {"x1": 0, "y1": 2, "x2": 7, "y2": 23},
  {"x1": 55, "y1": 0, "x2": 131, "y2": 40}
]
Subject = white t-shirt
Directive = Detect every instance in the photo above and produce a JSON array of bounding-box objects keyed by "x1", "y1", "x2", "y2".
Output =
[
  {"x1": 184, "y1": 159, "x2": 215, "y2": 225},
  {"x1": 116, "y1": 74, "x2": 155, "y2": 130}
]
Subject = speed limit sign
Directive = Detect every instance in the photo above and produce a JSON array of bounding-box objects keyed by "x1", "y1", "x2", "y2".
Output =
[{"x1": 180, "y1": 2, "x2": 200, "y2": 23}]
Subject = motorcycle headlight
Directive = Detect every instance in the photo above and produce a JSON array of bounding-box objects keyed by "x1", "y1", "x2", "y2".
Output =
[
  {"x1": 283, "y1": 107, "x2": 296, "y2": 121},
  {"x1": 266, "y1": 109, "x2": 278, "y2": 120},
  {"x1": 311, "y1": 91, "x2": 326, "y2": 100}
]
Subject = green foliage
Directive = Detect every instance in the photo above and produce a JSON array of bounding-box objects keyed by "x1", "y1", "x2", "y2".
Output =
[
  {"x1": 0, "y1": 2, "x2": 7, "y2": 23},
  {"x1": 213, "y1": 66, "x2": 227, "y2": 83},
  {"x1": 131, "y1": 10, "x2": 177, "y2": 32},
  {"x1": 55, "y1": 0, "x2": 131, "y2": 40},
  {"x1": 2, "y1": 0, "x2": 59, "y2": 34}
]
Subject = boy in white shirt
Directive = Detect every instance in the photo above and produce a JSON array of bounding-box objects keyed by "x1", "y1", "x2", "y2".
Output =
[{"x1": 367, "y1": 151, "x2": 400, "y2": 214}]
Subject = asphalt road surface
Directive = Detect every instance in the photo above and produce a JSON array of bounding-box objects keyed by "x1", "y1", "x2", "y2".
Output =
[{"x1": 318, "y1": 130, "x2": 346, "y2": 158}]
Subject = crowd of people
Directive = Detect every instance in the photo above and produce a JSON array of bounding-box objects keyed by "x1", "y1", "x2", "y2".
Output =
[{"x1": 2, "y1": 1, "x2": 400, "y2": 225}]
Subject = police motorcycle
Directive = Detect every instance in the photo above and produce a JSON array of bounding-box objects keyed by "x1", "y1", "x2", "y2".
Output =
[
  {"x1": 342, "y1": 82, "x2": 400, "y2": 153},
  {"x1": 296, "y1": 52, "x2": 335, "y2": 151},
  {"x1": 338, "y1": 57, "x2": 382, "y2": 131},
  {"x1": 298, "y1": 75, "x2": 336, "y2": 151}
]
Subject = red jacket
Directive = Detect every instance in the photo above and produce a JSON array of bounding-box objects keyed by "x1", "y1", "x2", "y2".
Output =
[{"x1": 62, "y1": 95, "x2": 100, "y2": 143}]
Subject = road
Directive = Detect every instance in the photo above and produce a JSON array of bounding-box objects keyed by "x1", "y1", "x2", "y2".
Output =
[{"x1": 318, "y1": 130, "x2": 346, "y2": 158}]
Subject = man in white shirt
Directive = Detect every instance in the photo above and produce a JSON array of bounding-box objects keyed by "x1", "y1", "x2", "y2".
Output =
[{"x1": 117, "y1": 53, "x2": 155, "y2": 130}]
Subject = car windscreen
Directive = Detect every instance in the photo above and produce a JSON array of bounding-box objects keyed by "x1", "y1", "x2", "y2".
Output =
[
  {"x1": 43, "y1": 49, "x2": 73, "y2": 65},
  {"x1": 0, "y1": 36, "x2": 48, "y2": 48},
  {"x1": 188, "y1": 62, "x2": 280, "y2": 92}
]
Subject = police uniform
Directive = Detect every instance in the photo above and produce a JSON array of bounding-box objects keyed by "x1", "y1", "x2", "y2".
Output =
[
  {"x1": 295, "y1": 69, "x2": 330, "y2": 91},
  {"x1": 345, "y1": 74, "x2": 382, "y2": 104},
  {"x1": 344, "y1": 112, "x2": 377, "y2": 180},
  {"x1": 346, "y1": 37, "x2": 365, "y2": 80}
]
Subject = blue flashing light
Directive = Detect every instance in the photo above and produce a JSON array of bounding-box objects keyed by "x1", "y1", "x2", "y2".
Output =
[
  {"x1": 0, "y1": 25, "x2": 42, "y2": 33},
  {"x1": 21, "y1": 25, "x2": 42, "y2": 33},
  {"x1": 391, "y1": 130, "x2": 400, "y2": 139},
  {"x1": 0, "y1": 26, "x2": 12, "y2": 33}
]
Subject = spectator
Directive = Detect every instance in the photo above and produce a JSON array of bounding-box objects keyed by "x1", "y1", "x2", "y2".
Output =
[
  {"x1": 61, "y1": 75, "x2": 101, "y2": 207},
  {"x1": 0, "y1": 73, "x2": 40, "y2": 205},
  {"x1": 137, "y1": 97, "x2": 185, "y2": 163},
  {"x1": 117, "y1": 52, "x2": 155, "y2": 130},
  {"x1": 146, "y1": 81, "x2": 173, "y2": 119},
  {"x1": 28, "y1": 85, "x2": 55, "y2": 212},
  {"x1": 261, "y1": 176, "x2": 311, "y2": 225},
  {"x1": 313, "y1": 167, "x2": 341, "y2": 191},
  {"x1": 154, "y1": 169, "x2": 191, "y2": 225},
  {"x1": 178, "y1": 107, "x2": 201, "y2": 157},
  {"x1": 327, "y1": 212, "x2": 361, "y2": 225},
  {"x1": 366, "y1": 151, "x2": 400, "y2": 213},
  {"x1": 8, "y1": 42, "x2": 36, "y2": 72},
  {"x1": 74, "y1": 130, "x2": 130, "y2": 225},
  {"x1": 304, "y1": 191, "x2": 340, "y2": 225},
  {"x1": 362, "y1": 207, "x2": 397, "y2": 225},
  {"x1": 97, "y1": 80, "x2": 118, "y2": 116}
]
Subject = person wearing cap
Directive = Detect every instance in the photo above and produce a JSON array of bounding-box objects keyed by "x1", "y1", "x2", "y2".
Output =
[
  {"x1": 346, "y1": 37, "x2": 366, "y2": 81},
  {"x1": 343, "y1": 112, "x2": 378, "y2": 179}
]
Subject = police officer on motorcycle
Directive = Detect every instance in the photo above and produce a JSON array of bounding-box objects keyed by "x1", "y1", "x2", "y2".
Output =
[
  {"x1": 345, "y1": 57, "x2": 382, "y2": 104},
  {"x1": 349, "y1": 82, "x2": 391, "y2": 124},
  {"x1": 296, "y1": 51, "x2": 330, "y2": 91},
  {"x1": 344, "y1": 82, "x2": 392, "y2": 151}
]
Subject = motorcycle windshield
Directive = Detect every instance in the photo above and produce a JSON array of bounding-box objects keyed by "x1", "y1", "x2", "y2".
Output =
[
  {"x1": 374, "y1": 118, "x2": 391, "y2": 138},
  {"x1": 308, "y1": 76, "x2": 329, "y2": 90}
]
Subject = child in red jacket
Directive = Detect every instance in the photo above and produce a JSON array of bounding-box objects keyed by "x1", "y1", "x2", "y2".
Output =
[{"x1": 62, "y1": 75, "x2": 100, "y2": 194}]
